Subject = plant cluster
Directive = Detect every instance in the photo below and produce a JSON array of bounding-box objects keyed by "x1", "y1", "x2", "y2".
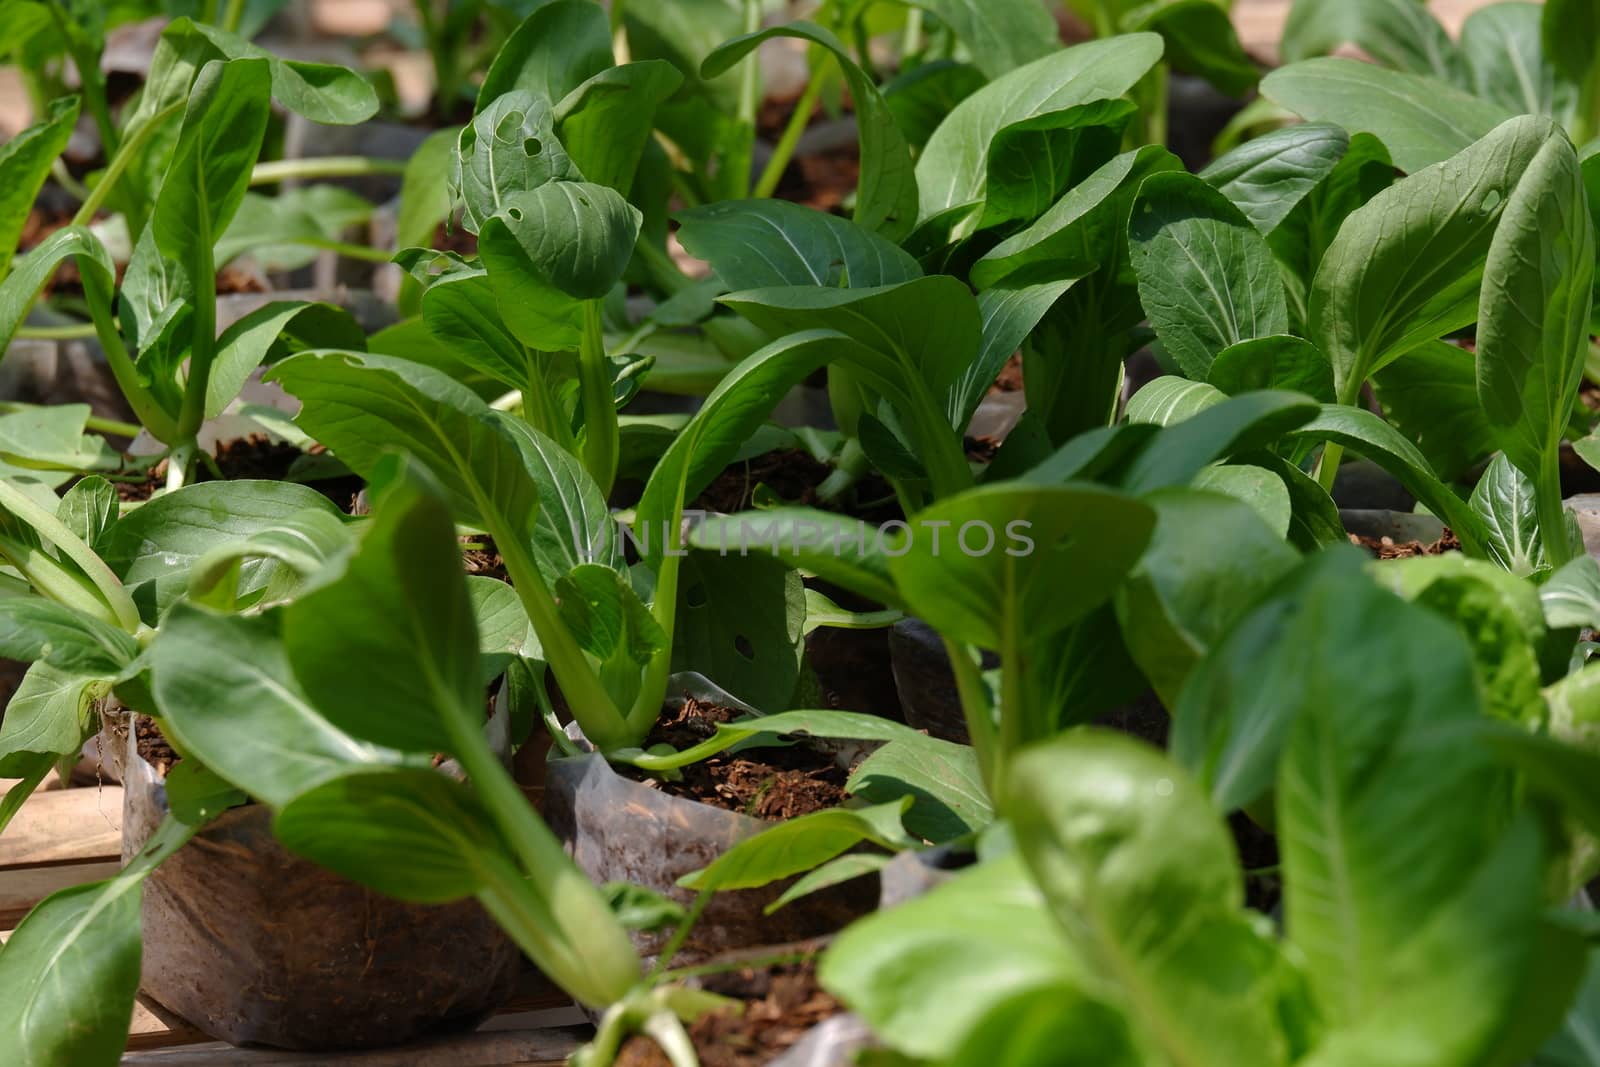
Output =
[{"x1": 2, "y1": 1, "x2": 1600, "y2": 1065}]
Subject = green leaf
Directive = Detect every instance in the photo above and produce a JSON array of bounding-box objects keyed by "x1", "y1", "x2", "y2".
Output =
[
  {"x1": 215, "y1": 185, "x2": 376, "y2": 271},
  {"x1": 1310, "y1": 114, "x2": 1552, "y2": 402},
  {"x1": 1371, "y1": 339, "x2": 1498, "y2": 482},
  {"x1": 1200, "y1": 122, "x2": 1349, "y2": 236},
  {"x1": 0, "y1": 404, "x2": 118, "y2": 474},
  {"x1": 1542, "y1": 0, "x2": 1600, "y2": 88},
  {"x1": 206, "y1": 300, "x2": 365, "y2": 418},
  {"x1": 703, "y1": 22, "x2": 918, "y2": 237},
  {"x1": 0, "y1": 95, "x2": 77, "y2": 279},
  {"x1": 1116, "y1": 487, "x2": 1299, "y2": 708},
  {"x1": 0, "y1": 662, "x2": 108, "y2": 776},
  {"x1": 1469, "y1": 454, "x2": 1548, "y2": 576},
  {"x1": 1286, "y1": 405, "x2": 1493, "y2": 555},
  {"x1": 479, "y1": 181, "x2": 642, "y2": 350},
  {"x1": 902, "y1": 0, "x2": 1058, "y2": 78},
  {"x1": 452, "y1": 91, "x2": 578, "y2": 236},
  {"x1": 56, "y1": 477, "x2": 116, "y2": 550},
  {"x1": 0, "y1": 599, "x2": 138, "y2": 675},
  {"x1": 273, "y1": 766, "x2": 507, "y2": 903},
  {"x1": 916, "y1": 35, "x2": 1164, "y2": 228},
  {"x1": 397, "y1": 127, "x2": 458, "y2": 257},
  {"x1": 1476, "y1": 128, "x2": 1595, "y2": 491},
  {"x1": 1007, "y1": 731, "x2": 1295, "y2": 1067},
  {"x1": 1134, "y1": 0, "x2": 1259, "y2": 97},
  {"x1": 973, "y1": 144, "x2": 1181, "y2": 288},
  {"x1": 282, "y1": 459, "x2": 479, "y2": 755},
  {"x1": 765, "y1": 853, "x2": 893, "y2": 915},
  {"x1": 0, "y1": 816, "x2": 195, "y2": 1067},
  {"x1": 614, "y1": 707, "x2": 935, "y2": 772},
  {"x1": 1263, "y1": 58, "x2": 1513, "y2": 174},
  {"x1": 1124, "y1": 375, "x2": 1225, "y2": 425},
  {"x1": 98, "y1": 481, "x2": 345, "y2": 619},
  {"x1": 162, "y1": 761, "x2": 246, "y2": 825},
  {"x1": 819, "y1": 853, "x2": 1084, "y2": 1061},
  {"x1": 678, "y1": 798, "x2": 915, "y2": 892},
  {"x1": 847, "y1": 733, "x2": 994, "y2": 843},
  {"x1": 887, "y1": 484, "x2": 1156, "y2": 651},
  {"x1": 1540, "y1": 556, "x2": 1600, "y2": 630},
  {"x1": 1280, "y1": 0, "x2": 1465, "y2": 81},
  {"x1": 420, "y1": 268, "x2": 529, "y2": 390},
  {"x1": 1120, "y1": 389, "x2": 1320, "y2": 492},
  {"x1": 1462, "y1": 2, "x2": 1566, "y2": 117},
  {"x1": 476, "y1": 0, "x2": 613, "y2": 111},
  {"x1": 675, "y1": 199, "x2": 921, "y2": 289},
  {"x1": 150, "y1": 605, "x2": 413, "y2": 808},
  {"x1": 1129, "y1": 172, "x2": 1289, "y2": 380},
  {"x1": 0, "y1": 227, "x2": 114, "y2": 356},
  {"x1": 555, "y1": 60, "x2": 683, "y2": 192},
  {"x1": 883, "y1": 60, "x2": 987, "y2": 149},
  {"x1": 1207, "y1": 336, "x2": 1334, "y2": 401},
  {"x1": 689, "y1": 508, "x2": 903, "y2": 609},
  {"x1": 182, "y1": 20, "x2": 379, "y2": 124},
  {"x1": 671, "y1": 550, "x2": 804, "y2": 713}
]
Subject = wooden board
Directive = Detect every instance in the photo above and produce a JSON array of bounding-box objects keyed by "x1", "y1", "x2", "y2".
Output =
[{"x1": 0, "y1": 785, "x2": 122, "y2": 868}]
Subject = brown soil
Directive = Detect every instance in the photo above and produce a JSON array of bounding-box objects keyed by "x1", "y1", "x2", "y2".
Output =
[
  {"x1": 992, "y1": 352, "x2": 1024, "y2": 393},
  {"x1": 462, "y1": 536, "x2": 508, "y2": 583},
  {"x1": 135, "y1": 714, "x2": 180, "y2": 775},
  {"x1": 432, "y1": 220, "x2": 478, "y2": 259},
  {"x1": 114, "y1": 436, "x2": 365, "y2": 512},
  {"x1": 1349, "y1": 528, "x2": 1462, "y2": 559},
  {"x1": 215, "y1": 265, "x2": 268, "y2": 295},
  {"x1": 689, "y1": 448, "x2": 900, "y2": 524},
  {"x1": 963, "y1": 436, "x2": 1000, "y2": 463},
  {"x1": 624, "y1": 697, "x2": 847, "y2": 820},
  {"x1": 614, "y1": 956, "x2": 841, "y2": 1067}
]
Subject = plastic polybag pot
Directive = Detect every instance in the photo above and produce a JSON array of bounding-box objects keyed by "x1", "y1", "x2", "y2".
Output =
[
  {"x1": 543, "y1": 679, "x2": 879, "y2": 967},
  {"x1": 109, "y1": 715, "x2": 522, "y2": 1051}
]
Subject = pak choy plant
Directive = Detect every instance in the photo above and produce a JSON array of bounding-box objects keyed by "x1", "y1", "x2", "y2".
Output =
[
  {"x1": 1119, "y1": 112, "x2": 1596, "y2": 575},
  {"x1": 0, "y1": 24, "x2": 388, "y2": 486},
  {"x1": 0, "y1": 456, "x2": 738, "y2": 1067}
]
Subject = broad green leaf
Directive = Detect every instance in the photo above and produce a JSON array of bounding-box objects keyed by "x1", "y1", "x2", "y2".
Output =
[
  {"x1": 1371, "y1": 339, "x2": 1498, "y2": 482},
  {"x1": 766, "y1": 854, "x2": 893, "y2": 915},
  {"x1": 1208, "y1": 336, "x2": 1334, "y2": 401},
  {"x1": 954, "y1": 279, "x2": 1074, "y2": 428},
  {"x1": 453, "y1": 92, "x2": 578, "y2": 236},
  {"x1": 675, "y1": 199, "x2": 921, "y2": 288},
  {"x1": 273, "y1": 766, "x2": 507, "y2": 903},
  {"x1": 98, "y1": 481, "x2": 344, "y2": 620},
  {"x1": 972, "y1": 145, "x2": 1182, "y2": 289},
  {"x1": 671, "y1": 551, "x2": 804, "y2": 713},
  {"x1": 1117, "y1": 488, "x2": 1299, "y2": 707},
  {"x1": 903, "y1": 0, "x2": 1058, "y2": 78},
  {"x1": 1477, "y1": 129, "x2": 1595, "y2": 488},
  {"x1": 1133, "y1": 0, "x2": 1259, "y2": 97},
  {"x1": 1263, "y1": 58, "x2": 1513, "y2": 174},
  {"x1": 1462, "y1": 2, "x2": 1566, "y2": 117},
  {"x1": 1533, "y1": 945, "x2": 1600, "y2": 1065},
  {"x1": 479, "y1": 181, "x2": 642, "y2": 350},
  {"x1": 819, "y1": 853, "x2": 1084, "y2": 1061},
  {"x1": 1542, "y1": 0, "x2": 1600, "y2": 88},
  {"x1": 1124, "y1": 375, "x2": 1226, "y2": 425},
  {"x1": 1540, "y1": 556, "x2": 1600, "y2": 631},
  {"x1": 55, "y1": 477, "x2": 116, "y2": 550},
  {"x1": 0, "y1": 662, "x2": 108, "y2": 776},
  {"x1": 0, "y1": 404, "x2": 118, "y2": 474},
  {"x1": 421, "y1": 269, "x2": 530, "y2": 389},
  {"x1": 160, "y1": 761, "x2": 246, "y2": 825},
  {"x1": 1310, "y1": 114, "x2": 1552, "y2": 402},
  {"x1": 0, "y1": 96, "x2": 77, "y2": 279},
  {"x1": 397, "y1": 127, "x2": 459, "y2": 256},
  {"x1": 183, "y1": 20, "x2": 378, "y2": 124},
  {"x1": 1120, "y1": 389, "x2": 1319, "y2": 492},
  {"x1": 185, "y1": 509, "x2": 354, "y2": 612},
  {"x1": 0, "y1": 599, "x2": 138, "y2": 675},
  {"x1": 1273, "y1": 567, "x2": 1523, "y2": 1031},
  {"x1": 689, "y1": 509, "x2": 902, "y2": 609},
  {"x1": 476, "y1": 0, "x2": 613, "y2": 111},
  {"x1": 1129, "y1": 172, "x2": 1289, "y2": 380},
  {"x1": 151, "y1": 58, "x2": 272, "y2": 280},
  {"x1": 0, "y1": 227, "x2": 114, "y2": 356},
  {"x1": 283, "y1": 460, "x2": 478, "y2": 754},
  {"x1": 1469, "y1": 454, "x2": 1547, "y2": 576},
  {"x1": 883, "y1": 60, "x2": 987, "y2": 149},
  {"x1": 916, "y1": 35, "x2": 1164, "y2": 226},
  {"x1": 1200, "y1": 122, "x2": 1349, "y2": 236},
  {"x1": 206, "y1": 300, "x2": 365, "y2": 418},
  {"x1": 555, "y1": 61, "x2": 683, "y2": 192},
  {"x1": 703, "y1": 22, "x2": 918, "y2": 237},
  {"x1": 215, "y1": 185, "x2": 376, "y2": 271},
  {"x1": 1007, "y1": 731, "x2": 1294, "y2": 1067},
  {"x1": 150, "y1": 605, "x2": 412, "y2": 808},
  {"x1": 887, "y1": 484, "x2": 1156, "y2": 651},
  {"x1": 1280, "y1": 0, "x2": 1465, "y2": 81},
  {"x1": 847, "y1": 733, "x2": 993, "y2": 843},
  {"x1": 679, "y1": 798, "x2": 915, "y2": 892},
  {"x1": 557, "y1": 563, "x2": 665, "y2": 667},
  {"x1": 0, "y1": 816, "x2": 195, "y2": 1067},
  {"x1": 1286, "y1": 405, "x2": 1492, "y2": 555},
  {"x1": 945, "y1": 984, "x2": 1139, "y2": 1067},
  {"x1": 614, "y1": 707, "x2": 935, "y2": 772}
]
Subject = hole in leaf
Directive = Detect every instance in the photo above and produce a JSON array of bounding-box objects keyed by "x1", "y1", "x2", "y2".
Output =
[
  {"x1": 524, "y1": 137, "x2": 542, "y2": 156},
  {"x1": 577, "y1": 195, "x2": 592, "y2": 208},
  {"x1": 686, "y1": 584, "x2": 708, "y2": 608},
  {"x1": 734, "y1": 634, "x2": 754, "y2": 660},
  {"x1": 1481, "y1": 189, "x2": 1502, "y2": 213},
  {"x1": 508, "y1": 207, "x2": 524, "y2": 222},
  {"x1": 496, "y1": 111, "x2": 525, "y2": 140}
]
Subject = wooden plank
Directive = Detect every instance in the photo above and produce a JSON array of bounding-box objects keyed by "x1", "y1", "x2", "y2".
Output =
[
  {"x1": 0, "y1": 786, "x2": 123, "y2": 870},
  {"x1": 0, "y1": 860, "x2": 121, "y2": 926},
  {"x1": 118, "y1": 1026, "x2": 589, "y2": 1065},
  {"x1": 126, "y1": 999, "x2": 211, "y2": 1052}
]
